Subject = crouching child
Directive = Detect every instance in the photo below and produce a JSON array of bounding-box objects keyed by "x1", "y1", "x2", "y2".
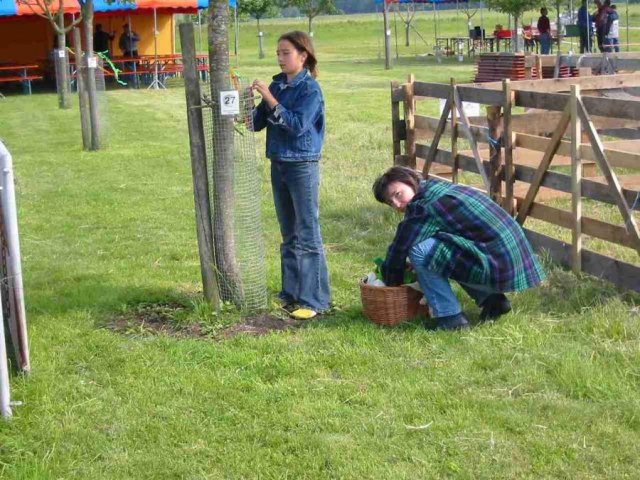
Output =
[{"x1": 373, "y1": 166, "x2": 545, "y2": 331}]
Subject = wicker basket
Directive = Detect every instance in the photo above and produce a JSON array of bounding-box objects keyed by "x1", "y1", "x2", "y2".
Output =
[{"x1": 360, "y1": 282, "x2": 427, "y2": 326}]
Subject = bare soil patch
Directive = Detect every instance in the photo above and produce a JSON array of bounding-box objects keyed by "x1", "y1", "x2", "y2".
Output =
[
  {"x1": 217, "y1": 314, "x2": 303, "y2": 339},
  {"x1": 106, "y1": 302, "x2": 302, "y2": 339}
]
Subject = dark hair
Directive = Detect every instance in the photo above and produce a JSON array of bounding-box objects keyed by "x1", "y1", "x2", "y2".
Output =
[
  {"x1": 278, "y1": 31, "x2": 318, "y2": 78},
  {"x1": 372, "y1": 166, "x2": 422, "y2": 204}
]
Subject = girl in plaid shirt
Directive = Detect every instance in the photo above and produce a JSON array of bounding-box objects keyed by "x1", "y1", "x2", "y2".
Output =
[{"x1": 373, "y1": 167, "x2": 545, "y2": 331}]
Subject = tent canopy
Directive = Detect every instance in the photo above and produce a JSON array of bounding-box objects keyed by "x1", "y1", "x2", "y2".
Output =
[{"x1": 0, "y1": 0, "x2": 216, "y2": 17}]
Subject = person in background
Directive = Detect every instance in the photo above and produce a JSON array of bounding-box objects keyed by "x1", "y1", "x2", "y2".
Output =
[
  {"x1": 118, "y1": 24, "x2": 141, "y2": 86},
  {"x1": 537, "y1": 7, "x2": 552, "y2": 54},
  {"x1": 593, "y1": 0, "x2": 611, "y2": 52},
  {"x1": 372, "y1": 167, "x2": 545, "y2": 331},
  {"x1": 250, "y1": 31, "x2": 331, "y2": 320},
  {"x1": 578, "y1": 0, "x2": 593, "y2": 53},
  {"x1": 93, "y1": 24, "x2": 115, "y2": 57},
  {"x1": 604, "y1": 4, "x2": 620, "y2": 53},
  {"x1": 118, "y1": 24, "x2": 140, "y2": 57}
]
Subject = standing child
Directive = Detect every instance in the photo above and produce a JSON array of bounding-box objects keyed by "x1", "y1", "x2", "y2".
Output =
[
  {"x1": 250, "y1": 31, "x2": 330, "y2": 320},
  {"x1": 373, "y1": 167, "x2": 545, "y2": 331},
  {"x1": 605, "y1": 4, "x2": 620, "y2": 52},
  {"x1": 537, "y1": 8, "x2": 552, "y2": 54}
]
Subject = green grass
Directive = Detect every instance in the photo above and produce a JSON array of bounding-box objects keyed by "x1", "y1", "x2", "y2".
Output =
[{"x1": 1, "y1": 11, "x2": 640, "y2": 479}]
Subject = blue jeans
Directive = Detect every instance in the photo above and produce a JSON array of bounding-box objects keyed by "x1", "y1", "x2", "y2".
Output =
[
  {"x1": 539, "y1": 32, "x2": 552, "y2": 54},
  {"x1": 408, "y1": 238, "x2": 500, "y2": 318},
  {"x1": 270, "y1": 160, "x2": 330, "y2": 311},
  {"x1": 605, "y1": 38, "x2": 620, "y2": 53}
]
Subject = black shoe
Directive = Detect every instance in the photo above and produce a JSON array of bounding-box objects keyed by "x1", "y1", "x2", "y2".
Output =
[
  {"x1": 427, "y1": 312, "x2": 470, "y2": 331},
  {"x1": 479, "y1": 294, "x2": 512, "y2": 322}
]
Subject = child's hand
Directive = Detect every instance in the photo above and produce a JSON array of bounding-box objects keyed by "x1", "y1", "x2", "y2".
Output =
[{"x1": 251, "y1": 79, "x2": 277, "y2": 109}]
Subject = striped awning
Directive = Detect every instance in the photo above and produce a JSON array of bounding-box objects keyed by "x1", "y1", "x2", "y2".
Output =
[{"x1": 0, "y1": 0, "x2": 219, "y2": 17}]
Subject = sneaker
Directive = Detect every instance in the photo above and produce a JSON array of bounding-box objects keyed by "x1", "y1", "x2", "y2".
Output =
[
  {"x1": 280, "y1": 303, "x2": 300, "y2": 313},
  {"x1": 290, "y1": 308, "x2": 318, "y2": 320},
  {"x1": 427, "y1": 312, "x2": 470, "y2": 331},
  {"x1": 479, "y1": 294, "x2": 512, "y2": 322}
]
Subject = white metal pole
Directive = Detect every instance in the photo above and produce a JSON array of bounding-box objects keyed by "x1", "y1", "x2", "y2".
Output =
[
  {"x1": 148, "y1": 8, "x2": 164, "y2": 89},
  {"x1": 0, "y1": 141, "x2": 28, "y2": 376}
]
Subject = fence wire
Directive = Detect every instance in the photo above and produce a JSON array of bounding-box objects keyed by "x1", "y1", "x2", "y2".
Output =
[{"x1": 202, "y1": 78, "x2": 267, "y2": 312}]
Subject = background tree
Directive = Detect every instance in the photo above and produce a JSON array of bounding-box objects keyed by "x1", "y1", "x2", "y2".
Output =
[
  {"x1": 462, "y1": 3, "x2": 478, "y2": 31},
  {"x1": 17, "y1": 0, "x2": 82, "y2": 109},
  {"x1": 485, "y1": 0, "x2": 543, "y2": 51},
  {"x1": 77, "y1": 0, "x2": 102, "y2": 150},
  {"x1": 396, "y1": 3, "x2": 416, "y2": 47},
  {"x1": 238, "y1": 0, "x2": 279, "y2": 58},
  {"x1": 283, "y1": 0, "x2": 338, "y2": 35}
]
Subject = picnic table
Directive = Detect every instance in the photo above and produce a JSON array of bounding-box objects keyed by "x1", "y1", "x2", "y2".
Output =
[
  {"x1": 436, "y1": 37, "x2": 473, "y2": 57},
  {"x1": 68, "y1": 54, "x2": 208, "y2": 89},
  {"x1": 0, "y1": 64, "x2": 42, "y2": 96},
  {"x1": 100, "y1": 54, "x2": 208, "y2": 87}
]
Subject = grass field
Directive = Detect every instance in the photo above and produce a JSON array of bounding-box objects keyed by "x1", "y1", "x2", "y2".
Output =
[{"x1": 1, "y1": 11, "x2": 640, "y2": 479}]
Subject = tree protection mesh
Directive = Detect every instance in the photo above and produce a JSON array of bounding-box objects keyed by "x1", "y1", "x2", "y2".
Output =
[{"x1": 201, "y1": 76, "x2": 267, "y2": 313}]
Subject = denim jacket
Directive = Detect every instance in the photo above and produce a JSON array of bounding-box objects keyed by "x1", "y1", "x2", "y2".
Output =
[{"x1": 252, "y1": 69, "x2": 325, "y2": 162}]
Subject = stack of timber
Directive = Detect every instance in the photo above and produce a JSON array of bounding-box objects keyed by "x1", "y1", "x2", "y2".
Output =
[
  {"x1": 474, "y1": 53, "x2": 526, "y2": 82},
  {"x1": 531, "y1": 65, "x2": 578, "y2": 78}
]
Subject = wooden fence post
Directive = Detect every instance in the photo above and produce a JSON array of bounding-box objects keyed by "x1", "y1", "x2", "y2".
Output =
[
  {"x1": 487, "y1": 103, "x2": 502, "y2": 203},
  {"x1": 571, "y1": 85, "x2": 583, "y2": 274},
  {"x1": 450, "y1": 78, "x2": 458, "y2": 183},
  {"x1": 535, "y1": 55, "x2": 543, "y2": 80},
  {"x1": 391, "y1": 80, "x2": 402, "y2": 165},
  {"x1": 502, "y1": 79, "x2": 515, "y2": 215},
  {"x1": 180, "y1": 23, "x2": 220, "y2": 307},
  {"x1": 403, "y1": 74, "x2": 416, "y2": 169}
]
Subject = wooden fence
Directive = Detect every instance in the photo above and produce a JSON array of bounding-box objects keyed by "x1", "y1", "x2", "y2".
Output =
[{"x1": 391, "y1": 73, "x2": 640, "y2": 292}]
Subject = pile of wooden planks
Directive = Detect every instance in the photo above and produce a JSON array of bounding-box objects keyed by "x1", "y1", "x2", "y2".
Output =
[{"x1": 474, "y1": 53, "x2": 526, "y2": 82}]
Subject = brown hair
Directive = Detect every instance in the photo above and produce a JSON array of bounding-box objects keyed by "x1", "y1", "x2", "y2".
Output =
[
  {"x1": 278, "y1": 31, "x2": 318, "y2": 78},
  {"x1": 372, "y1": 166, "x2": 422, "y2": 204}
]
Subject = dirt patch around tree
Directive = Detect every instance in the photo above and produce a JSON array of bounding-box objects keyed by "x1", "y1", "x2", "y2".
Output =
[
  {"x1": 216, "y1": 314, "x2": 303, "y2": 339},
  {"x1": 105, "y1": 302, "x2": 303, "y2": 340}
]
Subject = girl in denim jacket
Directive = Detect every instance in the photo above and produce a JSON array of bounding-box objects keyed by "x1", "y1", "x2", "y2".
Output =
[{"x1": 251, "y1": 31, "x2": 330, "y2": 320}]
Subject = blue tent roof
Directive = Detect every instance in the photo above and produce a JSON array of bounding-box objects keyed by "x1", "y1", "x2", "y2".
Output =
[{"x1": 0, "y1": 0, "x2": 17, "y2": 16}]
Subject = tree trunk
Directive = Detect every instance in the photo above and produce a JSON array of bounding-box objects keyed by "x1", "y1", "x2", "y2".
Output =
[
  {"x1": 73, "y1": 27, "x2": 91, "y2": 150},
  {"x1": 405, "y1": 23, "x2": 410, "y2": 46},
  {"x1": 82, "y1": 0, "x2": 102, "y2": 151},
  {"x1": 514, "y1": 15, "x2": 521, "y2": 52},
  {"x1": 308, "y1": 15, "x2": 313, "y2": 35},
  {"x1": 55, "y1": 12, "x2": 70, "y2": 109},
  {"x1": 209, "y1": 0, "x2": 242, "y2": 303},
  {"x1": 257, "y1": 18, "x2": 264, "y2": 59},
  {"x1": 383, "y1": 5, "x2": 392, "y2": 69}
]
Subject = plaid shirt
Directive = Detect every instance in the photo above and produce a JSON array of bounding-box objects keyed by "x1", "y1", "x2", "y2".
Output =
[{"x1": 382, "y1": 179, "x2": 546, "y2": 291}]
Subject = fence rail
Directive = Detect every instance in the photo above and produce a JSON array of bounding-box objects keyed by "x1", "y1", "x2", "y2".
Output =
[{"x1": 390, "y1": 73, "x2": 640, "y2": 292}]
